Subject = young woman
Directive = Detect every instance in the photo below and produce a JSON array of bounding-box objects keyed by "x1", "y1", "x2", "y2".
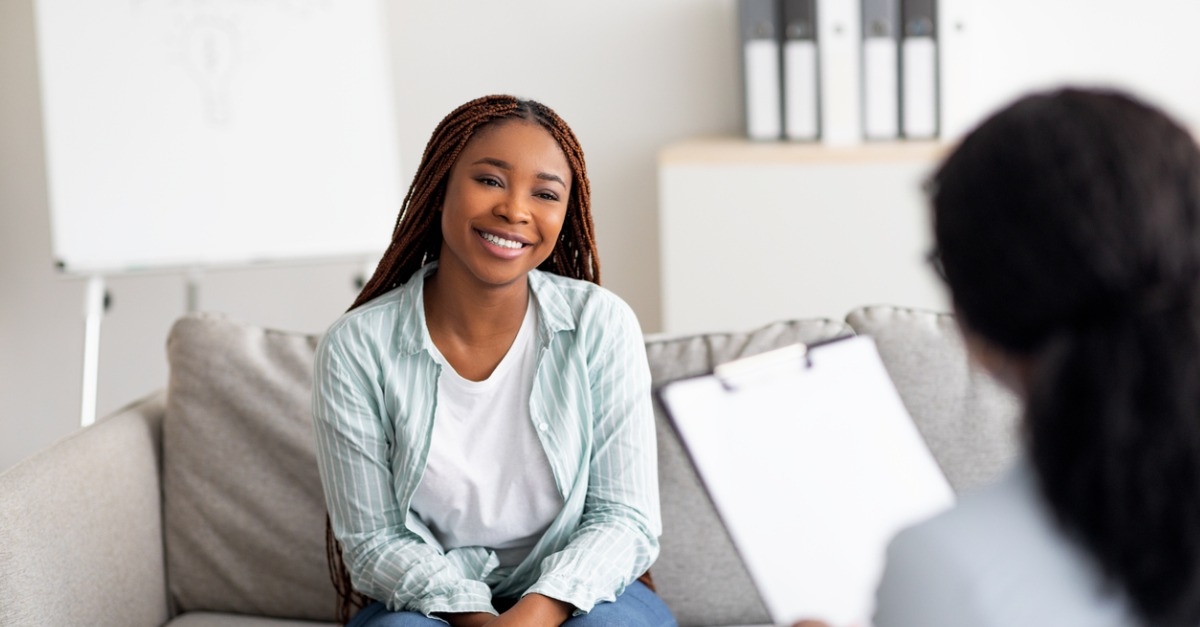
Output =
[
  {"x1": 870, "y1": 88, "x2": 1200, "y2": 625},
  {"x1": 312, "y1": 95, "x2": 674, "y2": 627}
]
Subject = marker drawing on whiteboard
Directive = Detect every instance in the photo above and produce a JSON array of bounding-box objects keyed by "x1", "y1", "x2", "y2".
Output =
[{"x1": 183, "y1": 16, "x2": 239, "y2": 127}]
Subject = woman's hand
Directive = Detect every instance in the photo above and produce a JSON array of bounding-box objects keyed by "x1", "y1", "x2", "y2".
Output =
[
  {"x1": 437, "y1": 594, "x2": 572, "y2": 627},
  {"x1": 437, "y1": 612, "x2": 494, "y2": 627},
  {"x1": 489, "y1": 593, "x2": 573, "y2": 627}
]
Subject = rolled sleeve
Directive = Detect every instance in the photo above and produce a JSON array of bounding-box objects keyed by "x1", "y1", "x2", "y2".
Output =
[{"x1": 527, "y1": 297, "x2": 662, "y2": 613}]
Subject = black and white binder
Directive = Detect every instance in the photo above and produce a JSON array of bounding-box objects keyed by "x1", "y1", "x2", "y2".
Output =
[
  {"x1": 658, "y1": 336, "x2": 954, "y2": 625},
  {"x1": 781, "y1": 0, "x2": 819, "y2": 141},
  {"x1": 739, "y1": 0, "x2": 783, "y2": 140},
  {"x1": 900, "y1": 0, "x2": 938, "y2": 138},
  {"x1": 861, "y1": 0, "x2": 900, "y2": 140},
  {"x1": 816, "y1": 0, "x2": 862, "y2": 145}
]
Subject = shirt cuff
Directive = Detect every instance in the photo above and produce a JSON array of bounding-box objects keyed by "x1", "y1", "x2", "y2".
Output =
[
  {"x1": 524, "y1": 575, "x2": 622, "y2": 615},
  {"x1": 403, "y1": 579, "x2": 497, "y2": 618}
]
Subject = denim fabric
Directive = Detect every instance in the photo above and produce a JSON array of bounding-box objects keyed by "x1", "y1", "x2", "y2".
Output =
[{"x1": 348, "y1": 582, "x2": 676, "y2": 627}]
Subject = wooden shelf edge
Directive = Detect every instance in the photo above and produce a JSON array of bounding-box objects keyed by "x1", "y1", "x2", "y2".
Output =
[{"x1": 658, "y1": 136, "x2": 952, "y2": 166}]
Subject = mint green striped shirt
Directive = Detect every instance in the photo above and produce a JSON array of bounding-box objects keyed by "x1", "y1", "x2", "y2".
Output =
[{"x1": 312, "y1": 263, "x2": 661, "y2": 617}]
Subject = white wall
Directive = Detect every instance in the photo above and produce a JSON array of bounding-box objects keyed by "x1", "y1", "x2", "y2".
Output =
[
  {"x1": 955, "y1": 0, "x2": 1200, "y2": 135},
  {"x1": 6, "y1": 0, "x2": 1200, "y2": 472}
]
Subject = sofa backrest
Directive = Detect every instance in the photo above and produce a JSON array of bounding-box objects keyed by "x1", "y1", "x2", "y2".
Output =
[
  {"x1": 844, "y1": 306, "x2": 1021, "y2": 493},
  {"x1": 158, "y1": 306, "x2": 1020, "y2": 626}
]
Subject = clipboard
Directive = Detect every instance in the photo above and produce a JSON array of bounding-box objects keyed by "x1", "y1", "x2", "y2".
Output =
[{"x1": 657, "y1": 335, "x2": 954, "y2": 626}]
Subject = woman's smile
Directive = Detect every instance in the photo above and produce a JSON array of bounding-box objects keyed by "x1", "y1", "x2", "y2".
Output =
[{"x1": 476, "y1": 227, "x2": 533, "y2": 258}]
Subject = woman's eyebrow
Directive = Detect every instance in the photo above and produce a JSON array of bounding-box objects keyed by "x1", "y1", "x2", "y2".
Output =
[
  {"x1": 472, "y1": 157, "x2": 511, "y2": 169},
  {"x1": 537, "y1": 172, "x2": 566, "y2": 187}
]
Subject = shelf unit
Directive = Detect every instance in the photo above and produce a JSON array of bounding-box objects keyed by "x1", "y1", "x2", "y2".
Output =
[{"x1": 658, "y1": 137, "x2": 951, "y2": 335}]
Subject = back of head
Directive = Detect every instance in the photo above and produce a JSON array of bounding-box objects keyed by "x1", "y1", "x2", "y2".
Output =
[{"x1": 931, "y1": 88, "x2": 1200, "y2": 625}]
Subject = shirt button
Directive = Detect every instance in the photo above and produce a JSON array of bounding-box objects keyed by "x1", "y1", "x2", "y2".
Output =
[{"x1": 538, "y1": 422, "x2": 549, "y2": 432}]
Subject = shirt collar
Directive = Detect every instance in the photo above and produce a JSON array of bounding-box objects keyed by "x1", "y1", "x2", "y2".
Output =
[{"x1": 391, "y1": 262, "x2": 578, "y2": 356}]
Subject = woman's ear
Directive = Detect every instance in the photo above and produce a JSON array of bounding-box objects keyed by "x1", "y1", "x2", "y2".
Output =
[{"x1": 956, "y1": 316, "x2": 1034, "y2": 398}]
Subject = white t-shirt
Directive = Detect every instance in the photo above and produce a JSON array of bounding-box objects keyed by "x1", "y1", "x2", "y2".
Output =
[{"x1": 411, "y1": 296, "x2": 564, "y2": 568}]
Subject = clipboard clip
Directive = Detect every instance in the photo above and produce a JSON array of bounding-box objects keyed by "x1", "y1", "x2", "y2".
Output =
[{"x1": 714, "y1": 342, "x2": 811, "y2": 391}]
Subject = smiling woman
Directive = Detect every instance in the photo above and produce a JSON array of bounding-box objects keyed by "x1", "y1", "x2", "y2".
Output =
[
  {"x1": 311, "y1": 95, "x2": 676, "y2": 627},
  {"x1": 435, "y1": 120, "x2": 571, "y2": 296}
]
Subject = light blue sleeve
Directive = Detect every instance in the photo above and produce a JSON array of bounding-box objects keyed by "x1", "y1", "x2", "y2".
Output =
[
  {"x1": 873, "y1": 523, "x2": 989, "y2": 627},
  {"x1": 526, "y1": 294, "x2": 662, "y2": 613}
]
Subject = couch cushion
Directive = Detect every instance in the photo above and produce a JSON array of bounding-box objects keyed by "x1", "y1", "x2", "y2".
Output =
[
  {"x1": 165, "y1": 612, "x2": 336, "y2": 626},
  {"x1": 844, "y1": 306, "x2": 1021, "y2": 493},
  {"x1": 163, "y1": 313, "x2": 335, "y2": 621},
  {"x1": 646, "y1": 318, "x2": 853, "y2": 627}
]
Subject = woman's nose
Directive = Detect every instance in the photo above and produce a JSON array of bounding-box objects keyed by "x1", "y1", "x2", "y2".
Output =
[{"x1": 493, "y1": 191, "x2": 531, "y2": 223}]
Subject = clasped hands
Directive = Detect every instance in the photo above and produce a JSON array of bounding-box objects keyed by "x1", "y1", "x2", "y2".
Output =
[{"x1": 439, "y1": 593, "x2": 573, "y2": 627}]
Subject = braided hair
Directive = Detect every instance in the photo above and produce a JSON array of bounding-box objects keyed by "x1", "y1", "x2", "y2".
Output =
[
  {"x1": 351, "y1": 94, "x2": 598, "y2": 310},
  {"x1": 932, "y1": 88, "x2": 1200, "y2": 626},
  {"x1": 326, "y1": 94, "x2": 599, "y2": 622}
]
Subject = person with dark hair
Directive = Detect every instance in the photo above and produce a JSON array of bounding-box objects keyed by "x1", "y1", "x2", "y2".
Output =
[
  {"x1": 312, "y1": 95, "x2": 674, "y2": 627},
  {"x1": 873, "y1": 88, "x2": 1200, "y2": 626}
]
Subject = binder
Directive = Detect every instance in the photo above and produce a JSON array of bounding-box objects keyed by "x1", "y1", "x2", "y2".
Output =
[
  {"x1": 900, "y1": 0, "x2": 939, "y2": 138},
  {"x1": 658, "y1": 336, "x2": 954, "y2": 625},
  {"x1": 781, "y1": 0, "x2": 819, "y2": 141},
  {"x1": 861, "y1": 0, "x2": 900, "y2": 140},
  {"x1": 739, "y1": 0, "x2": 783, "y2": 140},
  {"x1": 816, "y1": 0, "x2": 862, "y2": 145},
  {"x1": 937, "y1": 0, "x2": 973, "y2": 139}
]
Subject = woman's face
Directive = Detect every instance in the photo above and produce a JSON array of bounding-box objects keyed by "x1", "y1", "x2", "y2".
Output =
[{"x1": 437, "y1": 119, "x2": 572, "y2": 291}]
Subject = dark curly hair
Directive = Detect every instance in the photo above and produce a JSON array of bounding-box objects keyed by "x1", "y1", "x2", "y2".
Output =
[{"x1": 932, "y1": 87, "x2": 1200, "y2": 626}]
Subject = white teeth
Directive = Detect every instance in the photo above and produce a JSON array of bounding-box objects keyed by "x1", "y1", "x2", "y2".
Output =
[{"x1": 481, "y1": 231, "x2": 523, "y2": 249}]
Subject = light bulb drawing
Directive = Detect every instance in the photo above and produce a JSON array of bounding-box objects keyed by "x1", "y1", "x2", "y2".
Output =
[{"x1": 183, "y1": 16, "x2": 239, "y2": 126}]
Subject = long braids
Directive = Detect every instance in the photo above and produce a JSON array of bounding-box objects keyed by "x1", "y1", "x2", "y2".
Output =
[{"x1": 328, "y1": 94, "x2": 599, "y2": 623}]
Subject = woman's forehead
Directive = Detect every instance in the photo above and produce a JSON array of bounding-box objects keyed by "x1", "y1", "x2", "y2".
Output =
[{"x1": 458, "y1": 119, "x2": 571, "y2": 177}]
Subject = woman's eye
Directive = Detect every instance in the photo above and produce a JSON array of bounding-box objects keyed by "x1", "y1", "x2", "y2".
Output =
[
  {"x1": 536, "y1": 192, "x2": 560, "y2": 201},
  {"x1": 477, "y1": 177, "x2": 502, "y2": 187}
]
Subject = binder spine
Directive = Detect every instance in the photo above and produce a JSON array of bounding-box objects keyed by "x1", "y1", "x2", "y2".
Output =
[
  {"x1": 817, "y1": 0, "x2": 862, "y2": 146},
  {"x1": 900, "y1": 0, "x2": 939, "y2": 139},
  {"x1": 739, "y1": 0, "x2": 784, "y2": 140},
  {"x1": 782, "y1": 0, "x2": 819, "y2": 141},
  {"x1": 861, "y1": 0, "x2": 899, "y2": 140}
]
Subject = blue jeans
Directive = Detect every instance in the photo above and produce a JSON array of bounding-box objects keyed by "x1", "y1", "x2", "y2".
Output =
[{"x1": 347, "y1": 581, "x2": 677, "y2": 627}]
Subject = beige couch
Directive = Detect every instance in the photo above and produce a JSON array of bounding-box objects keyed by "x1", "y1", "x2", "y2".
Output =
[{"x1": 0, "y1": 306, "x2": 1020, "y2": 627}]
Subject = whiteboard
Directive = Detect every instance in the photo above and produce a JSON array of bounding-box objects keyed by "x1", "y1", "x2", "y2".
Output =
[{"x1": 33, "y1": 0, "x2": 401, "y2": 274}]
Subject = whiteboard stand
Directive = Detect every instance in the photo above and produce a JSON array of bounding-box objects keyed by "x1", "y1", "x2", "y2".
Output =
[
  {"x1": 80, "y1": 275, "x2": 105, "y2": 427},
  {"x1": 186, "y1": 267, "x2": 203, "y2": 313}
]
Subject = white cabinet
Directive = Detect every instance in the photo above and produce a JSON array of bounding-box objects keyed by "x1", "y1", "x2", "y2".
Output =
[{"x1": 658, "y1": 138, "x2": 951, "y2": 335}]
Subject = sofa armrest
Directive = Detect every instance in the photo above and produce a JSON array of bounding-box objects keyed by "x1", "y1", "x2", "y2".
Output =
[{"x1": 0, "y1": 391, "x2": 171, "y2": 627}]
